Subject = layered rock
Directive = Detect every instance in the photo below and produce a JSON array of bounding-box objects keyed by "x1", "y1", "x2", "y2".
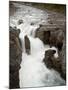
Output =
[
  {"x1": 9, "y1": 26, "x2": 22, "y2": 89},
  {"x1": 24, "y1": 35, "x2": 30, "y2": 54}
]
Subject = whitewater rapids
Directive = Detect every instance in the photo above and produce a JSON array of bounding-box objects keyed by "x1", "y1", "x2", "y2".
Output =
[{"x1": 10, "y1": 3, "x2": 65, "y2": 88}]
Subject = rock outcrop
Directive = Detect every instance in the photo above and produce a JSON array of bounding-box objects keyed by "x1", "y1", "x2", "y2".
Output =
[
  {"x1": 43, "y1": 49, "x2": 66, "y2": 80},
  {"x1": 24, "y1": 35, "x2": 30, "y2": 54},
  {"x1": 35, "y1": 11, "x2": 65, "y2": 49},
  {"x1": 43, "y1": 50, "x2": 56, "y2": 69},
  {"x1": 9, "y1": 26, "x2": 22, "y2": 89},
  {"x1": 35, "y1": 26, "x2": 64, "y2": 50},
  {"x1": 49, "y1": 30, "x2": 64, "y2": 51}
]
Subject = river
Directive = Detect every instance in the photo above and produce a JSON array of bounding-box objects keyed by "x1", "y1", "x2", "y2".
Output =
[{"x1": 10, "y1": 2, "x2": 65, "y2": 88}]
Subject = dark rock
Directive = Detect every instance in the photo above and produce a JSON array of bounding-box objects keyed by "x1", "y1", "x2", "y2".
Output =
[
  {"x1": 9, "y1": 26, "x2": 20, "y2": 36},
  {"x1": 43, "y1": 31, "x2": 50, "y2": 44},
  {"x1": 24, "y1": 35, "x2": 30, "y2": 54},
  {"x1": 43, "y1": 49, "x2": 66, "y2": 80},
  {"x1": 43, "y1": 50, "x2": 56, "y2": 69},
  {"x1": 35, "y1": 30, "x2": 44, "y2": 43},
  {"x1": 9, "y1": 26, "x2": 22, "y2": 89},
  {"x1": 56, "y1": 30, "x2": 64, "y2": 51},
  {"x1": 49, "y1": 30, "x2": 64, "y2": 51},
  {"x1": 58, "y1": 39, "x2": 66, "y2": 80},
  {"x1": 35, "y1": 29, "x2": 50, "y2": 44},
  {"x1": 18, "y1": 19, "x2": 23, "y2": 25},
  {"x1": 35, "y1": 23, "x2": 64, "y2": 51},
  {"x1": 10, "y1": 71, "x2": 19, "y2": 89}
]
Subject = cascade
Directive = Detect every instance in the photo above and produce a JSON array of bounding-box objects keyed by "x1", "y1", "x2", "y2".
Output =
[{"x1": 10, "y1": 3, "x2": 65, "y2": 88}]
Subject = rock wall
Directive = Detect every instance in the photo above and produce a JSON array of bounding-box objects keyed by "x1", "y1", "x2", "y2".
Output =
[
  {"x1": 9, "y1": 26, "x2": 22, "y2": 89},
  {"x1": 43, "y1": 49, "x2": 66, "y2": 80}
]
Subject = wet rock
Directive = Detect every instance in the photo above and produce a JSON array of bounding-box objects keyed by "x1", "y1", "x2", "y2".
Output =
[
  {"x1": 49, "y1": 30, "x2": 64, "y2": 51},
  {"x1": 35, "y1": 30, "x2": 44, "y2": 43},
  {"x1": 58, "y1": 39, "x2": 66, "y2": 80},
  {"x1": 9, "y1": 26, "x2": 20, "y2": 36},
  {"x1": 18, "y1": 19, "x2": 23, "y2": 25},
  {"x1": 35, "y1": 29, "x2": 50, "y2": 44},
  {"x1": 9, "y1": 26, "x2": 22, "y2": 89},
  {"x1": 24, "y1": 35, "x2": 30, "y2": 54},
  {"x1": 43, "y1": 49, "x2": 66, "y2": 80},
  {"x1": 43, "y1": 31, "x2": 50, "y2": 44},
  {"x1": 43, "y1": 50, "x2": 56, "y2": 69},
  {"x1": 56, "y1": 30, "x2": 64, "y2": 51}
]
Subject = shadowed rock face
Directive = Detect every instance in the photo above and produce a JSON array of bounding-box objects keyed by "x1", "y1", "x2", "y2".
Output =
[
  {"x1": 35, "y1": 30, "x2": 50, "y2": 44},
  {"x1": 35, "y1": 28, "x2": 64, "y2": 51},
  {"x1": 44, "y1": 31, "x2": 50, "y2": 44},
  {"x1": 58, "y1": 39, "x2": 66, "y2": 81},
  {"x1": 9, "y1": 26, "x2": 22, "y2": 89},
  {"x1": 49, "y1": 30, "x2": 64, "y2": 51},
  {"x1": 24, "y1": 35, "x2": 30, "y2": 54},
  {"x1": 43, "y1": 49, "x2": 66, "y2": 80}
]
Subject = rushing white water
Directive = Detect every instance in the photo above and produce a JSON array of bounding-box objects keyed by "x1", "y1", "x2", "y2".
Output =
[{"x1": 10, "y1": 3, "x2": 65, "y2": 88}]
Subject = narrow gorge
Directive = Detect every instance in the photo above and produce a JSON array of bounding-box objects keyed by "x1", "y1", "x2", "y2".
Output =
[{"x1": 9, "y1": 2, "x2": 66, "y2": 89}]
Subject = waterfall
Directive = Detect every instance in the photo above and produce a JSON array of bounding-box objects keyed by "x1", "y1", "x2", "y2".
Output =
[
  {"x1": 10, "y1": 3, "x2": 65, "y2": 88},
  {"x1": 19, "y1": 24, "x2": 65, "y2": 88}
]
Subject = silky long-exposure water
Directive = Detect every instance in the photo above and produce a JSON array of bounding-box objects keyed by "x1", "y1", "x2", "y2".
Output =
[{"x1": 10, "y1": 2, "x2": 65, "y2": 88}]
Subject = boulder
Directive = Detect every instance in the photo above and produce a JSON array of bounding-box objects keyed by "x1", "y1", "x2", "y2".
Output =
[
  {"x1": 43, "y1": 49, "x2": 66, "y2": 80},
  {"x1": 43, "y1": 49, "x2": 56, "y2": 69},
  {"x1": 24, "y1": 35, "x2": 30, "y2": 54},
  {"x1": 9, "y1": 26, "x2": 22, "y2": 89},
  {"x1": 18, "y1": 19, "x2": 23, "y2": 25}
]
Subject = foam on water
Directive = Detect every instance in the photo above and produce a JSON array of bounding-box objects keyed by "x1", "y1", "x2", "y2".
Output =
[
  {"x1": 10, "y1": 3, "x2": 65, "y2": 88},
  {"x1": 19, "y1": 35, "x2": 65, "y2": 88}
]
